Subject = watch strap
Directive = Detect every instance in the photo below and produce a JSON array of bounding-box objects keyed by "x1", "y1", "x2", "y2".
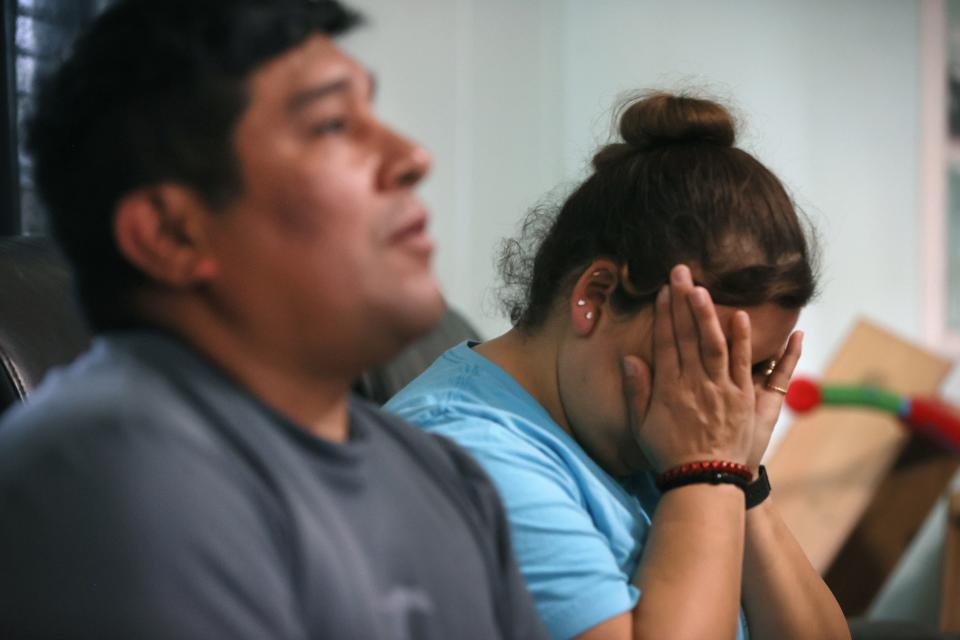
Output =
[{"x1": 744, "y1": 464, "x2": 771, "y2": 509}]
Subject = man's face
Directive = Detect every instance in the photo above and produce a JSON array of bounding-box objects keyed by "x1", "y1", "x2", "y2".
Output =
[{"x1": 205, "y1": 35, "x2": 443, "y2": 374}]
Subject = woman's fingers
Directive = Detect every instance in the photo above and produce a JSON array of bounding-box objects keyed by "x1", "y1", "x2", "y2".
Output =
[
  {"x1": 764, "y1": 331, "x2": 803, "y2": 394},
  {"x1": 653, "y1": 285, "x2": 680, "y2": 380},
  {"x1": 730, "y1": 310, "x2": 753, "y2": 391},
  {"x1": 690, "y1": 287, "x2": 728, "y2": 380},
  {"x1": 670, "y1": 265, "x2": 700, "y2": 372},
  {"x1": 637, "y1": 269, "x2": 757, "y2": 469},
  {"x1": 622, "y1": 354, "x2": 652, "y2": 431},
  {"x1": 751, "y1": 331, "x2": 804, "y2": 468}
]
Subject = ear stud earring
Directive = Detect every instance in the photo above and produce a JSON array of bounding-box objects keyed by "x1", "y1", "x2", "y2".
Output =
[
  {"x1": 576, "y1": 299, "x2": 586, "y2": 307},
  {"x1": 585, "y1": 311, "x2": 594, "y2": 320}
]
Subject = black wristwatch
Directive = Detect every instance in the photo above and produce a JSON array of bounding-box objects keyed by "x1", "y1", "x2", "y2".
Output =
[{"x1": 744, "y1": 465, "x2": 771, "y2": 510}]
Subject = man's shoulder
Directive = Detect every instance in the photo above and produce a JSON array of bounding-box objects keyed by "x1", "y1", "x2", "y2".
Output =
[{"x1": 0, "y1": 335, "x2": 225, "y2": 476}]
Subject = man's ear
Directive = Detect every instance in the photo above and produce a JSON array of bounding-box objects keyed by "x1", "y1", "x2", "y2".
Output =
[
  {"x1": 113, "y1": 184, "x2": 219, "y2": 287},
  {"x1": 569, "y1": 258, "x2": 621, "y2": 336}
]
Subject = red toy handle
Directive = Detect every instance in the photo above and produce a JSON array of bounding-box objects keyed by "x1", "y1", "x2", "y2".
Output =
[
  {"x1": 785, "y1": 377, "x2": 821, "y2": 413},
  {"x1": 906, "y1": 398, "x2": 960, "y2": 454}
]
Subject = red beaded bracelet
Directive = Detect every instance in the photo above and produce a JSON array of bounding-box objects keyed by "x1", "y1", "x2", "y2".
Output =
[{"x1": 655, "y1": 460, "x2": 753, "y2": 493}]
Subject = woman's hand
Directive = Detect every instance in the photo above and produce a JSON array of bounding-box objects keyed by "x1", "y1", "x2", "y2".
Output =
[
  {"x1": 747, "y1": 331, "x2": 804, "y2": 472},
  {"x1": 623, "y1": 265, "x2": 756, "y2": 472}
]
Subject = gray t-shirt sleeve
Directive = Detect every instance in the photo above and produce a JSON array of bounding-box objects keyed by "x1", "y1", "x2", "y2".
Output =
[
  {"x1": 0, "y1": 414, "x2": 306, "y2": 640},
  {"x1": 427, "y1": 433, "x2": 548, "y2": 640}
]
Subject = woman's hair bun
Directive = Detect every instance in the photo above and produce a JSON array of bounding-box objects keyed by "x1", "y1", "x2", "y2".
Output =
[{"x1": 593, "y1": 92, "x2": 736, "y2": 169}]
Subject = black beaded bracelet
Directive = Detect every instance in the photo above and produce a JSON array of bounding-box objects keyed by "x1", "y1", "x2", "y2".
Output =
[
  {"x1": 656, "y1": 464, "x2": 772, "y2": 510},
  {"x1": 655, "y1": 460, "x2": 752, "y2": 492},
  {"x1": 656, "y1": 468, "x2": 750, "y2": 494}
]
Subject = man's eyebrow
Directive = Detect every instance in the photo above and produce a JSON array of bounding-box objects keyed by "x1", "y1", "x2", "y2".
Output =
[
  {"x1": 286, "y1": 77, "x2": 352, "y2": 113},
  {"x1": 286, "y1": 71, "x2": 377, "y2": 114}
]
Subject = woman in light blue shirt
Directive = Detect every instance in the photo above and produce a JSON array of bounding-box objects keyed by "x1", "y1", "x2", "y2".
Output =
[{"x1": 387, "y1": 92, "x2": 848, "y2": 640}]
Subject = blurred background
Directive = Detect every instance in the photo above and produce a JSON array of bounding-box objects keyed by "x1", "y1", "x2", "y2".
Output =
[
  {"x1": 3, "y1": 0, "x2": 959, "y2": 631},
  {"x1": 340, "y1": 8, "x2": 960, "y2": 622},
  {"x1": 337, "y1": 0, "x2": 942, "y2": 450},
  {"x1": 2, "y1": 0, "x2": 952, "y2": 449}
]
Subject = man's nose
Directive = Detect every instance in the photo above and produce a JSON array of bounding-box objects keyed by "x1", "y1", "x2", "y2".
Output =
[{"x1": 378, "y1": 126, "x2": 432, "y2": 190}]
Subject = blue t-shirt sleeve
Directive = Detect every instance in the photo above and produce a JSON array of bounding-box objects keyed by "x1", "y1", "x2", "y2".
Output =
[{"x1": 396, "y1": 406, "x2": 637, "y2": 640}]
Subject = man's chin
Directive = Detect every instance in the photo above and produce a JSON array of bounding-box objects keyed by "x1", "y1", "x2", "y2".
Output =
[
  {"x1": 396, "y1": 282, "x2": 447, "y2": 342},
  {"x1": 364, "y1": 279, "x2": 447, "y2": 364}
]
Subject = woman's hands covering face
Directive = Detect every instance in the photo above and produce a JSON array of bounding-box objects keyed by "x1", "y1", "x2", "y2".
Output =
[
  {"x1": 622, "y1": 265, "x2": 756, "y2": 473},
  {"x1": 748, "y1": 331, "x2": 803, "y2": 471}
]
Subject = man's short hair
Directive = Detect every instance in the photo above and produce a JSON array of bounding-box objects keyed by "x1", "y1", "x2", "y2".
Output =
[{"x1": 27, "y1": 0, "x2": 362, "y2": 331}]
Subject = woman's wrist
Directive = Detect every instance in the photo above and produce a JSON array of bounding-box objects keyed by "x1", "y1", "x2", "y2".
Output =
[
  {"x1": 655, "y1": 460, "x2": 753, "y2": 493},
  {"x1": 656, "y1": 461, "x2": 772, "y2": 511}
]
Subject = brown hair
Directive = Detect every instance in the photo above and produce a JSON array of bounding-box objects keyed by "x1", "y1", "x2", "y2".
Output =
[{"x1": 498, "y1": 91, "x2": 818, "y2": 330}]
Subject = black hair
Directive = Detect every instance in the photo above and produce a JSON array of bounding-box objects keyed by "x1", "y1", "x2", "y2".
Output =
[
  {"x1": 498, "y1": 91, "x2": 819, "y2": 330},
  {"x1": 26, "y1": 0, "x2": 362, "y2": 330}
]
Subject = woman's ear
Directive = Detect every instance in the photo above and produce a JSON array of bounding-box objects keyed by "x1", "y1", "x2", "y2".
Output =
[
  {"x1": 114, "y1": 184, "x2": 220, "y2": 287},
  {"x1": 569, "y1": 259, "x2": 621, "y2": 336}
]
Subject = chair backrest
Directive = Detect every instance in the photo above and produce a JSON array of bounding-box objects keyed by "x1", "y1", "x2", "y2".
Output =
[{"x1": 0, "y1": 236, "x2": 91, "y2": 412}]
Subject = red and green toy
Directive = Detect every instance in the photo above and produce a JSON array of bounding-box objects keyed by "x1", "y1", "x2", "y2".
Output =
[{"x1": 785, "y1": 378, "x2": 960, "y2": 454}]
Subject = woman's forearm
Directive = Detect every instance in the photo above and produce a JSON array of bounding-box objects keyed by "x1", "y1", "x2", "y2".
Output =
[
  {"x1": 630, "y1": 483, "x2": 746, "y2": 640},
  {"x1": 741, "y1": 497, "x2": 850, "y2": 640}
]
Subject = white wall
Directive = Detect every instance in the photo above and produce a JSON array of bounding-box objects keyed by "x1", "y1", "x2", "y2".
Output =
[
  {"x1": 346, "y1": 2, "x2": 946, "y2": 618},
  {"x1": 558, "y1": 0, "x2": 925, "y2": 447},
  {"x1": 345, "y1": 2, "x2": 933, "y2": 441},
  {"x1": 342, "y1": 0, "x2": 564, "y2": 339}
]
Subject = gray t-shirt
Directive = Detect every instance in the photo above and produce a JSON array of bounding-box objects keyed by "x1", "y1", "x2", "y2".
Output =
[{"x1": 0, "y1": 331, "x2": 547, "y2": 640}]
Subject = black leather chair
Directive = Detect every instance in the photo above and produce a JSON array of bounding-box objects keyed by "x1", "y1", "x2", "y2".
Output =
[
  {"x1": 0, "y1": 236, "x2": 479, "y2": 414},
  {"x1": 0, "y1": 236, "x2": 90, "y2": 412}
]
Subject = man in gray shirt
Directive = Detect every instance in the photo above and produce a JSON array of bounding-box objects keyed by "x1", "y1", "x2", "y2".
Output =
[{"x1": 0, "y1": 1, "x2": 547, "y2": 638}]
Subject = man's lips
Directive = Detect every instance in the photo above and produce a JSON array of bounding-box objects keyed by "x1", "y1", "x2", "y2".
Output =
[{"x1": 388, "y1": 210, "x2": 434, "y2": 255}]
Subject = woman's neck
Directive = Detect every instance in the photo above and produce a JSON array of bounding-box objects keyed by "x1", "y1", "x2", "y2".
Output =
[{"x1": 473, "y1": 324, "x2": 572, "y2": 434}]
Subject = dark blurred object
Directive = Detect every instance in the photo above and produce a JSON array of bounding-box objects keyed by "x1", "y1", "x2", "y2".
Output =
[
  {"x1": 2, "y1": 0, "x2": 112, "y2": 235},
  {"x1": 950, "y1": 72, "x2": 960, "y2": 140},
  {"x1": 0, "y1": 235, "x2": 89, "y2": 412},
  {"x1": 826, "y1": 435, "x2": 960, "y2": 615},
  {"x1": 850, "y1": 618, "x2": 960, "y2": 640},
  {"x1": 944, "y1": 493, "x2": 960, "y2": 632}
]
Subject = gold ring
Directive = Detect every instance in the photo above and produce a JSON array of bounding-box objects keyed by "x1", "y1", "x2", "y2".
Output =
[{"x1": 766, "y1": 383, "x2": 788, "y2": 395}]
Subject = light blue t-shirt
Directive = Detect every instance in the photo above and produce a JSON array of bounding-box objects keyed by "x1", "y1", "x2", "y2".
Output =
[{"x1": 386, "y1": 341, "x2": 750, "y2": 640}]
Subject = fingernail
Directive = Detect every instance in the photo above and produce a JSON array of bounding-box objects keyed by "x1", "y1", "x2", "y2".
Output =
[
  {"x1": 622, "y1": 356, "x2": 637, "y2": 379},
  {"x1": 692, "y1": 287, "x2": 708, "y2": 307},
  {"x1": 657, "y1": 285, "x2": 669, "y2": 302},
  {"x1": 671, "y1": 264, "x2": 689, "y2": 285}
]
